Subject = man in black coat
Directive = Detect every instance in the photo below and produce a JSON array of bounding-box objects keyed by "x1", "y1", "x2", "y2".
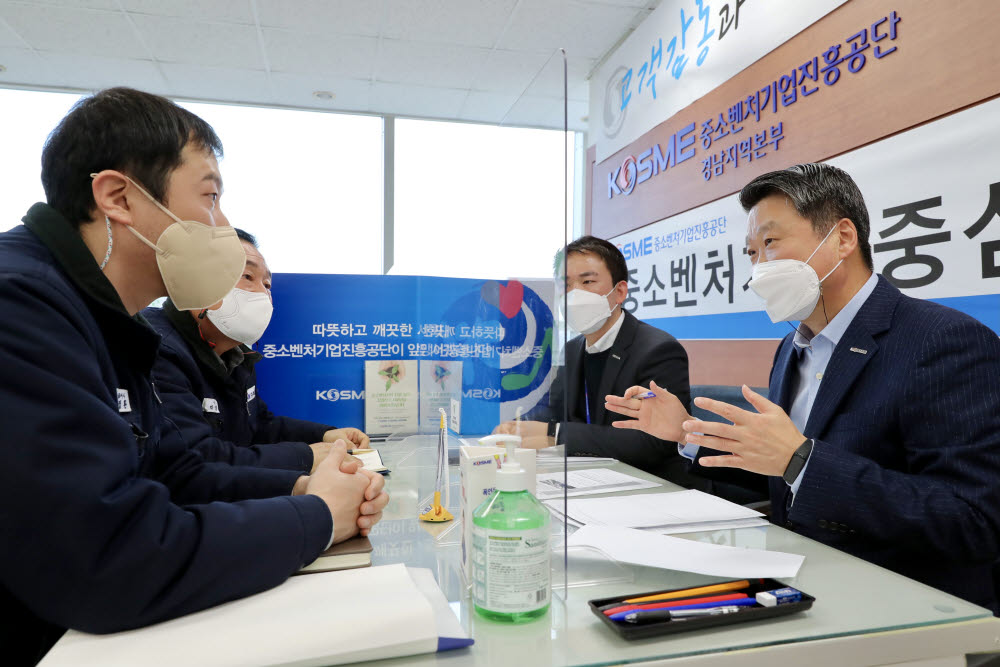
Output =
[
  {"x1": 495, "y1": 236, "x2": 705, "y2": 488},
  {"x1": 143, "y1": 229, "x2": 370, "y2": 503}
]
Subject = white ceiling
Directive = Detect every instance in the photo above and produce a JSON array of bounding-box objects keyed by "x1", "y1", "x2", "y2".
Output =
[{"x1": 0, "y1": 0, "x2": 660, "y2": 131}]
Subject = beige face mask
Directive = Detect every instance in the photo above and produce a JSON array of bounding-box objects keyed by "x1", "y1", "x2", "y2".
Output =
[{"x1": 92, "y1": 173, "x2": 247, "y2": 310}]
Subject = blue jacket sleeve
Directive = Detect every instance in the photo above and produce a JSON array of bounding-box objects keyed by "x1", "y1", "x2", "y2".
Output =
[
  {"x1": 252, "y1": 394, "x2": 333, "y2": 446},
  {"x1": 0, "y1": 275, "x2": 331, "y2": 634},
  {"x1": 152, "y1": 345, "x2": 314, "y2": 474}
]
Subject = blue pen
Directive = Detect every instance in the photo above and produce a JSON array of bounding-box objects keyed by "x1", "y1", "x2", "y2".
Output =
[
  {"x1": 608, "y1": 597, "x2": 757, "y2": 622},
  {"x1": 634, "y1": 391, "x2": 656, "y2": 399},
  {"x1": 624, "y1": 604, "x2": 746, "y2": 624}
]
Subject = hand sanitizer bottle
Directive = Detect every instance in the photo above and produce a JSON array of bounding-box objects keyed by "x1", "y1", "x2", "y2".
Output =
[{"x1": 471, "y1": 435, "x2": 550, "y2": 622}]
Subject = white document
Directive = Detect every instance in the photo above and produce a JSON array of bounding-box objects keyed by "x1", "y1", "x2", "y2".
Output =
[
  {"x1": 547, "y1": 502, "x2": 767, "y2": 535},
  {"x1": 546, "y1": 489, "x2": 764, "y2": 530},
  {"x1": 534, "y1": 468, "x2": 660, "y2": 499},
  {"x1": 568, "y1": 525, "x2": 805, "y2": 578},
  {"x1": 41, "y1": 564, "x2": 462, "y2": 667}
]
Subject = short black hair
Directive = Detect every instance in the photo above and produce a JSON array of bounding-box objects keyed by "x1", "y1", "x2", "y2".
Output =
[
  {"x1": 565, "y1": 235, "x2": 628, "y2": 286},
  {"x1": 41, "y1": 87, "x2": 223, "y2": 228},
  {"x1": 739, "y1": 163, "x2": 873, "y2": 270},
  {"x1": 234, "y1": 228, "x2": 258, "y2": 247}
]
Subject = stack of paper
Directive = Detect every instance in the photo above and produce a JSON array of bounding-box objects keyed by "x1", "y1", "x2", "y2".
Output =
[
  {"x1": 568, "y1": 525, "x2": 804, "y2": 578},
  {"x1": 40, "y1": 565, "x2": 472, "y2": 667},
  {"x1": 535, "y1": 447, "x2": 617, "y2": 466},
  {"x1": 544, "y1": 489, "x2": 768, "y2": 534},
  {"x1": 534, "y1": 468, "x2": 660, "y2": 499}
]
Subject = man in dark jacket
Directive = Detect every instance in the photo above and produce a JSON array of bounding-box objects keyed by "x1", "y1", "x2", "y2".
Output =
[
  {"x1": 143, "y1": 229, "x2": 369, "y2": 500},
  {"x1": 0, "y1": 87, "x2": 388, "y2": 665},
  {"x1": 494, "y1": 236, "x2": 704, "y2": 488}
]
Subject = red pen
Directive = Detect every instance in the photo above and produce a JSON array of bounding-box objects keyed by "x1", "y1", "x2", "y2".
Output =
[{"x1": 602, "y1": 592, "x2": 749, "y2": 617}]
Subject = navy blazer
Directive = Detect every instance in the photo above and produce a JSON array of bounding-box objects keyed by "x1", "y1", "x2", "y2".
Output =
[{"x1": 766, "y1": 275, "x2": 1000, "y2": 611}]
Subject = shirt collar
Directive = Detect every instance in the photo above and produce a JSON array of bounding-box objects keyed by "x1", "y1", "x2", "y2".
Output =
[
  {"x1": 793, "y1": 271, "x2": 879, "y2": 350},
  {"x1": 585, "y1": 308, "x2": 625, "y2": 354}
]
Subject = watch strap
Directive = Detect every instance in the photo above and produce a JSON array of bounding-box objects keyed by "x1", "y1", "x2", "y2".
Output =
[{"x1": 782, "y1": 437, "x2": 813, "y2": 485}]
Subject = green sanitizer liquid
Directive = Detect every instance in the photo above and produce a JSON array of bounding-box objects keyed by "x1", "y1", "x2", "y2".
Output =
[{"x1": 471, "y1": 438, "x2": 551, "y2": 623}]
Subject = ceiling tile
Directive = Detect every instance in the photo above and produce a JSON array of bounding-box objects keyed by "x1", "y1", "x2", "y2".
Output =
[
  {"x1": 0, "y1": 13, "x2": 26, "y2": 48},
  {"x1": 129, "y1": 14, "x2": 263, "y2": 69},
  {"x1": 161, "y1": 62, "x2": 270, "y2": 103},
  {"x1": 39, "y1": 51, "x2": 166, "y2": 93},
  {"x1": 269, "y1": 71, "x2": 371, "y2": 113},
  {"x1": 577, "y1": 0, "x2": 656, "y2": 8},
  {"x1": 0, "y1": 45, "x2": 58, "y2": 85},
  {"x1": 474, "y1": 49, "x2": 550, "y2": 95},
  {"x1": 381, "y1": 0, "x2": 517, "y2": 48},
  {"x1": 499, "y1": 0, "x2": 640, "y2": 59},
  {"x1": 0, "y1": 3, "x2": 147, "y2": 59},
  {"x1": 375, "y1": 39, "x2": 489, "y2": 89},
  {"x1": 121, "y1": 0, "x2": 254, "y2": 24},
  {"x1": 524, "y1": 54, "x2": 594, "y2": 100},
  {"x1": 368, "y1": 81, "x2": 466, "y2": 119},
  {"x1": 263, "y1": 28, "x2": 376, "y2": 78},
  {"x1": 255, "y1": 0, "x2": 382, "y2": 36},
  {"x1": 17, "y1": 0, "x2": 120, "y2": 10},
  {"x1": 458, "y1": 90, "x2": 519, "y2": 124}
]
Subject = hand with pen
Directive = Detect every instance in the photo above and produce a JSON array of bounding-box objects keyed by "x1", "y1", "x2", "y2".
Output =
[
  {"x1": 604, "y1": 380, "x2": 692, "y2": 442},
  {"x1": 605, "y1": 382, "x2": 807, "y2": 477}
]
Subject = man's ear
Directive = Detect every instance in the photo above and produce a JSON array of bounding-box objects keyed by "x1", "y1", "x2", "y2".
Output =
[
  {"x1": 613, "y1": 279, "x2": 629, "y2": 306},
  {"x1": 838, "y1": 218, "x2": 859, "y2": 260},
  {"x1": 90, "y1": 170, "x2": 135, "y2": 227}
]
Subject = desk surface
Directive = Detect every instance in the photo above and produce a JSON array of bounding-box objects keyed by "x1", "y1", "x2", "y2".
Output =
[{"x1": 364, "y1": 437, "x2": 999, "y2": 666}]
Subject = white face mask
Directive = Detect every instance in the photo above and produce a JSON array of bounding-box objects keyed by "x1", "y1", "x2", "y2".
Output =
[
  {"x1": 93, "y1": 173, "x2": 247, "y2": 310},
  {"x1": 566, "y1": 286, "x2": 619, "y2": 335},
  {"x1": 205, "y1": 287, "x2": 274, "y2": 345},
  {"x1": 748, "y1": 224, "x2": 843, "y2": 323}
]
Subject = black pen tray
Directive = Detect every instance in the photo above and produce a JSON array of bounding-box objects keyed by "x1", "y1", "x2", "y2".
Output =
[{"x1": 588, "y1": 578, "x2": 814, "y2": 640}]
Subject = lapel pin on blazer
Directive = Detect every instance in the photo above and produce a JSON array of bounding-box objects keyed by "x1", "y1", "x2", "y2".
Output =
[
  {"x1": 849, "y1": 347, "x2": 868, "y2": 354},
  {"x1": 611, "y1": 354, "x2": 621, "y2": 360}
]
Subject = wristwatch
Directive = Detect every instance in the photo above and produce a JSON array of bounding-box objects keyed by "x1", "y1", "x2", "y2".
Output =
[{"x1": 782, "y1": 438, "x2": 813, "y2": 484}]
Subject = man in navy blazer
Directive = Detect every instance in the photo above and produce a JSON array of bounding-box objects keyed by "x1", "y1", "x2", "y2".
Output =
[{"x1": 606, "y1": 163, "x2": 1000, "y2": 612}]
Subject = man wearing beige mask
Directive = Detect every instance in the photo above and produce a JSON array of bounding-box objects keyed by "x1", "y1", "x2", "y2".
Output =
[{"x1": 0, "y1": 88, "x2": 386, "y2": 665}]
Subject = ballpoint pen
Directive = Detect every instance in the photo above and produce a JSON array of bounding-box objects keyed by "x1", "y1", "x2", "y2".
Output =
[
  {"x1": 601, "y1": 592, "x2": 749, "y2": 616},
  {"x1": 610, "y1": 597, "x2": 757, "y2": 622},
  {"x1": 419, "y1": 409, "x2": 453, "y2": 522},
  {"x1": 623, "y1": 604, "x2": 747, "y2": 624}
]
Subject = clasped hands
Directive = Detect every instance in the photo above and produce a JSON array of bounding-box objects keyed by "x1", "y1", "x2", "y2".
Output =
[
  {"x1": 293, "y1": 441, "x2": 389, "y2": 541},
  {"x1": 603, "y1": 381, "x2": 805, "y2": 477}
]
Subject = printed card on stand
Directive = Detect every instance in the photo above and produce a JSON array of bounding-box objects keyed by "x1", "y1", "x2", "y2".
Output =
[{"x1": 364, "y1": 360, "x2": 418, "y2": 436}]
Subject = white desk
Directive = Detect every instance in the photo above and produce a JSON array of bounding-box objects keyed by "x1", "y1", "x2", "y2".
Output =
[{"x1": 364, "y1": 437, "x2": 1000, "y2": 667}]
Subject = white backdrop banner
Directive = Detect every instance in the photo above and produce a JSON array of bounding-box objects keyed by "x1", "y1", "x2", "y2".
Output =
[
  {"x1": 590, "y1": 0, "x2": 847, "y2": 162},
  {"x1": 609, "y1": 96, "x2": 1000, "y2": 337}
]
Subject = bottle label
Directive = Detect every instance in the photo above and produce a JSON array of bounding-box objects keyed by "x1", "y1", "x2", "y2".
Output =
[{"x1": 471, "y1": 526, "x2": 550, "y2": 612}]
